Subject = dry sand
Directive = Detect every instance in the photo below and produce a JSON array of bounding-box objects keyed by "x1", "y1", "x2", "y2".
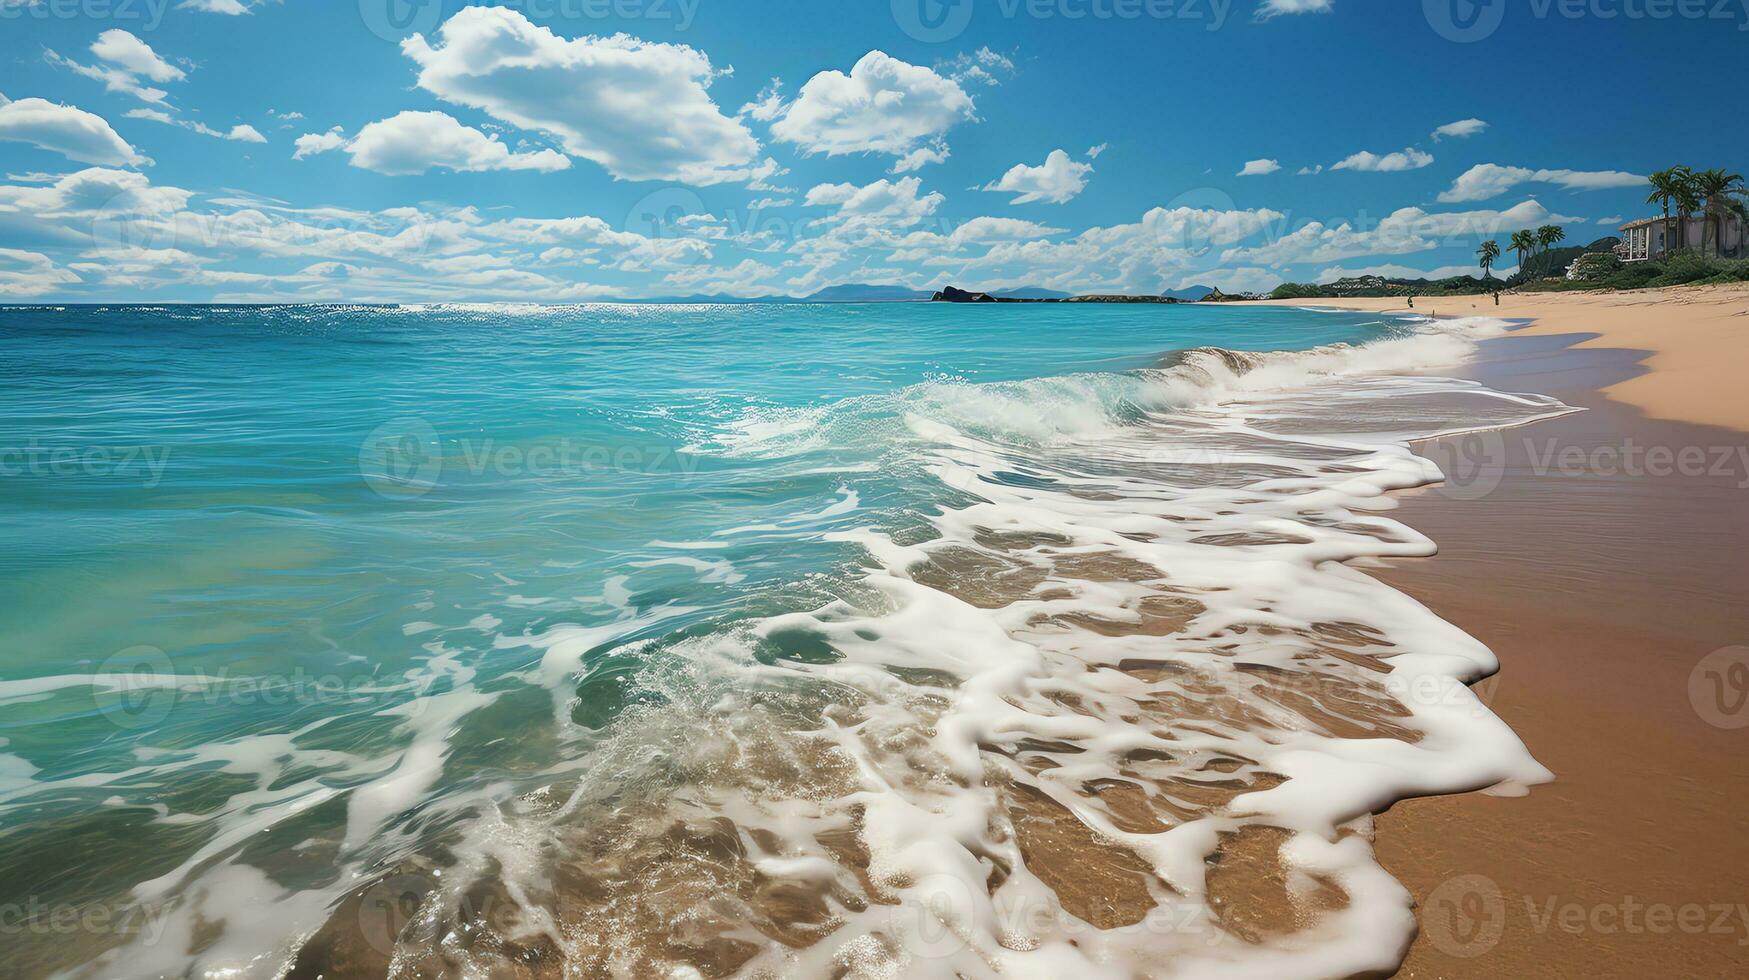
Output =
[
  {"x1": 1256, "y1": 282, "x2": 1749, "y2": 431},
  {"x1": 1266, "y1": 286, "x2": 1749, "y2": 975}
]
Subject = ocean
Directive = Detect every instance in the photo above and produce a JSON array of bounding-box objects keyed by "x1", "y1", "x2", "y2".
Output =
[{"x1": 0, "y1": 302, "x2": 1573, "y2": 977}]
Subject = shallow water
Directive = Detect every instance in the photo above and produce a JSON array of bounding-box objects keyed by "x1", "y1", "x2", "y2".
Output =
[{"x1": 0, "y1": 302, "x2": 1571, "y2": 977}]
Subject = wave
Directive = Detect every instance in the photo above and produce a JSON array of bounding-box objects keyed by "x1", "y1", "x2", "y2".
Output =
[{"x1": 49, "y1": 314, "x2": 1578, "y2": 978}]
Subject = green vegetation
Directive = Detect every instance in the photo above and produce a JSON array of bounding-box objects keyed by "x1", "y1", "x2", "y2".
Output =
[
  {"x1": 1516, "y1": 251, "x2": 1749, "y2": 292},
  {"x1": 1262, "y1": 167, "x2": 1744, "y2": 301}
]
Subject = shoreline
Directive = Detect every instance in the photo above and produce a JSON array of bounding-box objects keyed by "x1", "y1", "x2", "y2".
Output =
[
  {"x1": 1345, "y1": 288, "x2": 1749, "y2": 974},
  {"x1": 1254, "y1": 282, "x2": 1749, "y2": 433}
]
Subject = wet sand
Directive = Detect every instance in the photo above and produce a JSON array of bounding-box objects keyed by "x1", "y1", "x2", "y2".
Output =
[
  {"x1": 1256, "y1": 282, "x2": 1749, "y2": 430},
  {"x1": 1365, "y1": 323, "x2": 1749, "y2": 975}
]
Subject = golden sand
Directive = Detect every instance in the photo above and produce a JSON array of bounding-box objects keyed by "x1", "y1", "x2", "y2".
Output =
[{"x1": 1256, "y1": 282, "x2": 1749, "y2": 432}]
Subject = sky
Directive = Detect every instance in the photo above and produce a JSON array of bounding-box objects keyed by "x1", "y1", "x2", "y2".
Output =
[{"x1": 1, "y1": 0, "x2": 1745, "y2": 302}]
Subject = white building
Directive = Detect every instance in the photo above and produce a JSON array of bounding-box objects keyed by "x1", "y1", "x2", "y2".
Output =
[{"x1": 1619, "y1": 214, "x2": 1744, "y2": 261}]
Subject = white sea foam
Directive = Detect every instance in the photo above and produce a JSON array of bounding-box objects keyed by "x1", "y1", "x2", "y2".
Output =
[{"x1": 46, "y1": 315, "x2": 1578, "y2": 978}]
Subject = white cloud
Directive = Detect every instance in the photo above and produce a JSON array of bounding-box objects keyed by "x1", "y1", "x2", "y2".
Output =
[
  {"x1": 292, "y1": 127, "x2": 348, "y2": 160},
  {"x1": 1432, "y1": 118, "x2": 1487, "y2": 141},
  {"x1": 0, "y1": 247, "x2": 80, "y2": 296},
  {"x1": 940, "y1": 47, "x2": 1015, "y2": 88},
  {"x1": 1315, "y1": 262, "x2": 1507, "y2": 283},
  {"x1": 982, "y1": 148, "x2": 1093, "y2": 205},
  {"x1": 1237, "y1": 158, "x2": 1280, "y2": 177},
  {"x1": 738, "y1": 79, "x2": 787, "y2": 122},
  {"x1": 45, "y1": 30, "x2": 188, "y2": 105},
  {"x1": 1598, "y1": 215, "x2": 1623, "y2": 225},
  {"x1": 1330, "y1": 147, "x2": 1433, "y2": 172},
  {"x1": 890, "y1": 140, "x2": 949, "y2": 174},
  {"x1": 91, "y1": 30, "x2": 185, "y2": 83},
  {"x1": 319, "y1": 111, "x2": 572, "y2": 175},
  {"x1": 769, "y1": 50, "x2": 974, "y2": 158},
  {"x1": 178, "y1": 0, "x2": 252, "y2": 13},
  {"x1": 403, "y1": 7, "x2": 761, "y2": 184},
  {"x1": 124, "y1": 108, "x2": 267, "y2": 144},
  {"x1": 1437, "y1": 163, "x2": 1646, "y2": 203},
  {"x1": 748, "y1": 197, "x2": 792, "y2": 209},
  {"x1": 1086, "y1": 142, "x2": 1108, "y2": 159},
  {"x1": 1297, "y1": 164, "x2": 1323, "y2": 175},
  {"x1": 1219, "y1": 199, "x2": 1581, "y2": 267},
  {"x1": 0, "y1": 167, "x2": 191, "y2": 217},
  {"x1": 0, "y1": 99, "x2": 149, "y2": 167},
  {"x1": 805, "y1": 176, "x2": 944, "y2": 229},
  {"x1": 1256, "y1": 0, "x2": 1334, "y2": 19}
]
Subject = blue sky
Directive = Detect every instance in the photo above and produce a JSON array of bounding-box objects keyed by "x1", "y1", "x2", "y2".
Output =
[{"x1": 1, "y1": 0, "x2": 1745, "y2": 301}]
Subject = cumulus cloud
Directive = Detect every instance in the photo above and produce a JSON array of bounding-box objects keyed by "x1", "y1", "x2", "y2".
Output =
[
  {"x1": 1256, "y1": 0, "x2": 1334, "y2": 19},
  {"x1": 0, "y1": 167, "x2": 191, "y2": 217},
  {"x1": 768, "y1": 50, "x2": 975, "y2": 158},
  {"x1": 1437, "y1": 163, "x2": 1646, "y2": 203},
  {"x1": 45, "y1": 30, "x2": 186, "y2": 105},
  {"x1": 0, "y1": 247, "x2": 80, "y2": 296},
  {"x1": 296, "y1": 111, "x2": 571, "y2": 175},
  {"x1": 1432, "y1": 118, "x2": 1487, "y2": 141},
  {"x1": 402, "y1": 7, "x2": 761, "y2": 184},
  {"x1": 1329, "y1": 147, "x2": 1433, "y2": 172},
  {"x1": 981, "y1": 148, "x2": 1093, "y2": 205},
  {"x1": 805, "y1": 176, "x2": 944, "y2": 229},
  {"x1": 0, "y1": 98, "x2": 149, "y2": 167},
  {"x1": 1237, "y1": 158, "x2": 1280, "y2": 177},
  {"x1": 890, "y1": 139, "x2": 949, "y2": 174}
]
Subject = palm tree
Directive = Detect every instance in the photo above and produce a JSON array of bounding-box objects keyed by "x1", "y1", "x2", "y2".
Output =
[
  {"x1": 1537, "y1": 224, "x2": 1565, "y2": 254},
  {"x1": 1646, "y1": 167, "x2": 1691, "y2": 257},
  {"x1": 1509, "y1": 229, "x2": 1536, "y2": 274},
  {"x1": 1477, "y1": 239, "x2": 1500, "y2": 278},
  {"x1": 1672, "y1": 168, "x2": 1703, "y2": 255},
  {"x1": 1691, "y1": 168, "x2": 1746, "y2": 255}
]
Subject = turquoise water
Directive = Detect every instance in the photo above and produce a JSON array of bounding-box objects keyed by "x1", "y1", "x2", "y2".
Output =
[{"x1": 3, "y1": 302, "x2": 1553, "y2": 977}]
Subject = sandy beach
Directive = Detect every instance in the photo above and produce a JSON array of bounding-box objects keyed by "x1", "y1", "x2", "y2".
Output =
[
  {"x1": 1257, "y1": 283, "x2": 1749, "y2": 430},
  {"x1": 1266, "y1": 284, "x2": 1749, "y2": 975}
]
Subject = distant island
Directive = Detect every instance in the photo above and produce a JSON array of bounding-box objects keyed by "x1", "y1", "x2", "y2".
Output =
[{"x1": 930, "y1": 285, "x2": 1216, "y2": 304}]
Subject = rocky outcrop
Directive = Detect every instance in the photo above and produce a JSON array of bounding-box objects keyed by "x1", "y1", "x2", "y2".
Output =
[
  {"x1": 929, "y1": 285, "x2": 1183, "y2": 304},
  {"x1": 931, "y1": 286, "x2": 999, "y2": 302}
]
